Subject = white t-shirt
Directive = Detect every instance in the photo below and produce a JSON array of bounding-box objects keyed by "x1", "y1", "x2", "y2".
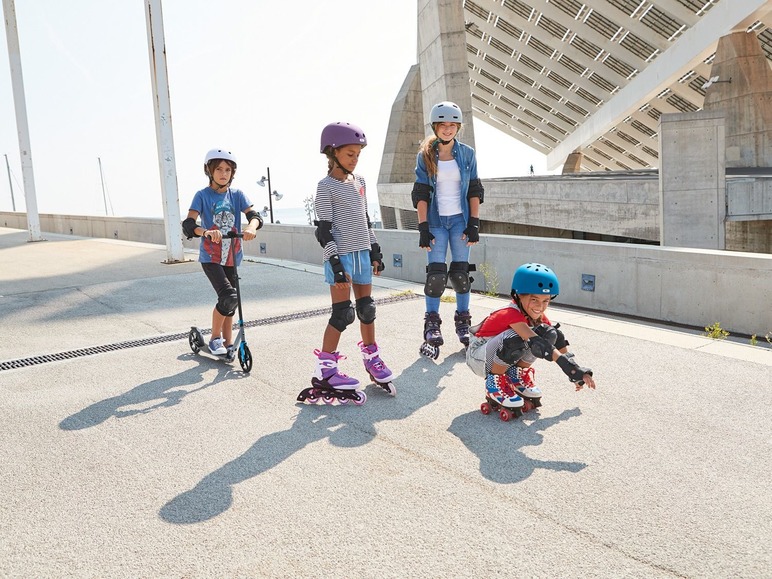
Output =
[{"x1": 436, "y1": 159, "x2": 463, "y2": 216}]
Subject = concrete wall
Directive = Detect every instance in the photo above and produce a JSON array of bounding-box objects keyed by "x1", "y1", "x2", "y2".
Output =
[
  {"x1": 659, "y1": 111, "x2": 727, "y2": 249},
  {"x1": 3, "y1": 211, "x2": 770, "y2": 337}
]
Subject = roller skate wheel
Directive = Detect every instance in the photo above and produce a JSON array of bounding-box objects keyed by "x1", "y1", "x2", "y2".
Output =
[
  {"x1": 338, "y1": 397, "x2": 350, "y2": 405},
  {"x1": 380, "y1": 382, "x2": 396, "y2": 396},
  {"x1": 353, "y1": 391, "x2": 367, "y2": 405},
  {"x1": 499, "y1": 408, "x2": 513, "y2": 422},
  {"x1": 480, "y1": 402, "x2": 491, "y2": 415},
  {"x1": 522, "y1": 399, "x2": 535, "y2": 413},
  {"x1": 323, "y1": 395, "x2": 336, "y2": 405}
]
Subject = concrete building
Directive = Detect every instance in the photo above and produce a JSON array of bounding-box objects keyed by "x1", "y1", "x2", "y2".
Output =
[{"x1": 378, "y1": 0, "x2": 772, "y2": 253}]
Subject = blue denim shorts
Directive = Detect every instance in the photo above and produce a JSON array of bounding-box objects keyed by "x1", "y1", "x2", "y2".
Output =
[{"x1": 324, "y1": 249, "x2": 373, "y2": 285}]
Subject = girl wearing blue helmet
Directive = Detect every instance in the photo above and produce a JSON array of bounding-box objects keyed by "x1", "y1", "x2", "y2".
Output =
[{"x1": 466, "y1": 263, "x2": 595, "y2": 421}]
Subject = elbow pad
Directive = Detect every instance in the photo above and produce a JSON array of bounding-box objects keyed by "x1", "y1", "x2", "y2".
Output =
[
  {"x1": 245, "y1": 210, "x2": 263, "y2": 230},
  {"x1": 411, "y1": 183, "x2": 432, "y2": 208},
  {"x1": 314, "y1": 220, "x2": 334, "y2": 248},
  {"x1": 467, "y1": 178, "x2": 484, "y2": 203},
  {"x1": 182, "y1": 217, "x2": 199, "y2": 239},
  {"x1": 553, "y1": 323, "x2": 570, "y2": 350}
]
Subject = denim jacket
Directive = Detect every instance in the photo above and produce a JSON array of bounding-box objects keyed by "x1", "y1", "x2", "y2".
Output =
[{"x1": 411, "y1": 139, "x2": 484, "y2": 226}]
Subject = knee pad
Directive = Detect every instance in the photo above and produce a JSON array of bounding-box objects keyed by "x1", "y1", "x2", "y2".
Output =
[
  {"x1": 498, "y1": 334, "x2": 527, "y2": 365},
  {"x1": 216, "y1": 288, "x2": 238, "y2": 317},
  {"x1": 448, "y1": 261, "x2": 475, "y2": 294},
  {"x1": 329, "y1": 300, "x2": 355, "y2": 332},
  {"x1": 533, "y1": 323, "x2": 558, "y2": 346},
  {"x1": 355, "y1": 296, "x2": 376, "y2": 325},
  {"x1": 424, "y1": 262, "x2": 448, "y2": 298}
]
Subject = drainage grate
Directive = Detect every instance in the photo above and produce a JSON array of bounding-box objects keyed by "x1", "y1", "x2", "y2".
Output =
[{"x1": 0, "y1": 292, "x2": 420, "y2": 372}]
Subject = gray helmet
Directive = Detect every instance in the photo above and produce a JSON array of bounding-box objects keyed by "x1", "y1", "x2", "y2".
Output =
[
  {"x1": 320, "y1": 122, "x2": 367, "y2": 153},
  {"x1": 430, "y1": 101, "x2": 462, "y2": 123}
]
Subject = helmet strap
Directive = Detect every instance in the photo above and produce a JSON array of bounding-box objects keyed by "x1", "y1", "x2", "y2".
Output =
[{"x1": 330, "y1": 155, "x2": 354, "y2": 181}]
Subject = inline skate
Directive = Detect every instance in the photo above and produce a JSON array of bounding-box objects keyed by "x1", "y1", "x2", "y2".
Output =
[
  {"x1": 419, "y1": 311, "x2": 443, "y2": 360},
  {"x1": 359, "y1": 341, "x2": 396, "y2": 395},
  {"x1": 454, "y1": 310, "x2": 472, "y2": 348},
  {"x1": 297, "y1": 350, "x2": 366, "y2": 405}
]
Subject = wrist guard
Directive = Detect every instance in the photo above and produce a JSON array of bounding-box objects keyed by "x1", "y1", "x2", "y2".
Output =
[
  {"x1": 556, "y1": 353, "x2": 592, "y2": 384},
  {"x1": 329, "y1": 254, "x2": 347, "y2": 284},
  {"x1": 370, "y1": 243, "x2": 385, "y2": 273}
]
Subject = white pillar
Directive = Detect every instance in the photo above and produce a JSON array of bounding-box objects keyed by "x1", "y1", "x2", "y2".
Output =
[
  {"x1": 3, "y1": 0, "x2": 42, "y2": 241},
  {"x1": 145, "y1": 0, "x2": 185, "y2": 263}
]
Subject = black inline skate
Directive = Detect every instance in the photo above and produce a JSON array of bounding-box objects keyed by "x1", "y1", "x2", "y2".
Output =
[{"x1": 419, "y1": 311, "x2": 443, "y2": 360}]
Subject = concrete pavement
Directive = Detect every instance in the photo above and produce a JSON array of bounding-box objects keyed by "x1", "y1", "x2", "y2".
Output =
[{"x1": 1, "y1": 227, "x2": 770, "y2": 578}]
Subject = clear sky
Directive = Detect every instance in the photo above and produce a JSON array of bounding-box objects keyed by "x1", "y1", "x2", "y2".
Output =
[{"x1": 1, "y1": 0, "x2": 554, "y2": 224}]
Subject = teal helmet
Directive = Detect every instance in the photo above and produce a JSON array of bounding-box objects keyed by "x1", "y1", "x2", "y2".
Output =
[{"x1": 512, "y1": 263, "x2": 559, "y2": 297}]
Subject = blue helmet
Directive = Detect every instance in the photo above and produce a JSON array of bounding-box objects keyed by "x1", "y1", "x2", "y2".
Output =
[{"x1": 512, "y1": 263, "x2": 559, "y2": 297}]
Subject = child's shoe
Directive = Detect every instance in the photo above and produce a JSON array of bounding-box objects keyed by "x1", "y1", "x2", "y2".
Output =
[
  {"x1": 507, "y1": 366, "x2": 542, "y2": 398},
  {"x1": 359, "y1": 341, "x2": 394, "y2": 382},
  {"x1": 209, "y1": 337, "x2": 227, "y2": 355}
]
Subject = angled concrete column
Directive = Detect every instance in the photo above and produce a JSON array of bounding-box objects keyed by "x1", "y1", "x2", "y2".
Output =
[
  {"x1": 417, "y1": 0, "x2": 475, "y2": 148},
  {"x1": 703, "y1": 31, "x2": 772, "y2": 167},
  {"x1": 378, "y1": 65, "x2": 424, "y2": 185},
  {"x1": 659, "y1": 111, "x2": 726, "y2": 249},
  {"x1": 562, "y1": 152, "x2": 584, "y2": 174}
]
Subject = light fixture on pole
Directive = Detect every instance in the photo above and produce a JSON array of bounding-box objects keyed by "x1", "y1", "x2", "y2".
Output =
[
  {"x1": 256, "y1": 167, "x2": 282, "y2": 224},
  {"x1": 701, "y1": 75, "x2": 732, "y2": 90}
]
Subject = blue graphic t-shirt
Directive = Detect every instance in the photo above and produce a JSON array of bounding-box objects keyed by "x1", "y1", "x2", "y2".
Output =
[{"x1": 189, "y1": 187, "x2": 252, "y2": 265}]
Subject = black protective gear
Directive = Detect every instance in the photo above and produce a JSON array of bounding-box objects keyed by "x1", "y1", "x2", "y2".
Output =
[
  {"x1": 411, "y1": 182, "x2": 432, "y2": 208},
  {"x1": 355, "y1": 296, "x2": 376, "y2": 325},
  {"x1": 556, "y1": 353, "x2": 592, "y2": 384},
  {"x1": 245, "y1": 210, "x2": 264, "y2": 230},
  {"x1": 448, "y1": 261, "x2": 475, "y2": 294},
  {"x1": 424, "y1": 262, "x2": 448, "y2": 298},
  {"x1": 216, "y1": 288, "x2": 239, "y2": 317},
  {"x1": 328, "y1": 254, "x2": 347, "y2": 285},
  {"x1": 467, "y1": 178, "x2": 484, "y2": 202},
  {"x1": 370, "y1": 243, "x2": 385, "y2": 273},
  {"x1": 497, "y1": 334, "x2": 527, "y2": 365},
  {"x1": 314, "y1": 220, "x2": 334, "y2": 248},
  {"x1": 553, "y1": 323, "x2": 570, "y2": 350},
  {"x1": 533, "y1": 323, "x2": 558, "y2": 346},
  {"x1": 527, "y1": 335, "x2": 556, "y2": 360},
  {"x1": 329, "y1": 300, "x2": 356, "y2": 332},
  {"x1": 182, "y1": 217, "x2": 199, "y2": 239},
  {"x1": 418, "y1": 221, "x2": 434, "y2": 249},
  {"x1": 463, "y1": 217, "x2": 480, "y2": 243}
]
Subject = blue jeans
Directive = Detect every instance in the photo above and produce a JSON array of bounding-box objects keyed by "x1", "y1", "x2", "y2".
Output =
[{"x1": 426, "y1": 213, "x2": 471, "y2": 313}]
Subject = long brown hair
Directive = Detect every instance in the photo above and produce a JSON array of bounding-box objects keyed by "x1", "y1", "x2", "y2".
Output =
[{"x1": 419, "y1": 122, "x2": 462, "y2": 178}]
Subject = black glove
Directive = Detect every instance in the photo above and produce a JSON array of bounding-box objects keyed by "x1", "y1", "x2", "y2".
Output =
[
  {"x1": 328, "y1": 254, "x2": 347, "y2": 284},
  {"x1": 370, "y1": 243, "x2": 385, "y2": 273},
  {"x1": 556, "y1": 353, "x2": 592, "y2": 385},
  {"x1": 418, "y1": 222, "x2": 434, "y2": 249},
  {"x1": 463, "y1": 217, "x2": 480, "y2": 243}
]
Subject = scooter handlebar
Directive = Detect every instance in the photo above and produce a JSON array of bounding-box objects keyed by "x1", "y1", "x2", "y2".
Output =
[{"x1": 226, "y1": 231, "x2": 244, "y2": 239}]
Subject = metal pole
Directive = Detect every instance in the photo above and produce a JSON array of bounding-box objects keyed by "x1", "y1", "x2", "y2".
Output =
[
  {"x1": 145, "y1": 0, "x2": 185, "y2": 263},
  {"x1": 267, "y1": 166, "x2": 274, "y2": 224},
  {"x1": 98, "y1": 157, "x2": 108, "y2": 216},
  {"x1": 3, "y1": 0, "x2": 42, "y2": 240},
  {"x1": 4, "y1": 154, "x2": 15, "y2": 211}
]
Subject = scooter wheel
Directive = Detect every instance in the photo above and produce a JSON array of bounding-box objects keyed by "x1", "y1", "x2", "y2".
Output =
[
  {"x1": 239, "y1": 344, "x2": 253, "y2": 373},
  {"x1": 188, "y1": 329, "x2": 201, "y2": 353}
]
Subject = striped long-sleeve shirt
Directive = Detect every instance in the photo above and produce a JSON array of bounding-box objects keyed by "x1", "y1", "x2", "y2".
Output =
[{"x1": 315, "y1": 174, "x2": 377, "y2": 262}]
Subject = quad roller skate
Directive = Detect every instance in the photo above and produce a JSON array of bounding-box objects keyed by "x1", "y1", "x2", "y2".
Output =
[
  {"x1": 297, "y1": 350, "x2": 367, "y2": 405},
  {"x1": 359, "y1": 341, "x2": 396, "y2": 396},
  {"x1": 454, "y1": 310, "x2": 472, "y2": 348},
  {"x1": 480, "y1": 373, "x2": 524, "y2": 422},
  {"x1": 507, "y1": 366, "x2": 542, "y2": 413},
  {"x1": 419, "y1": 311, "x2": 443, "y2": 360}
]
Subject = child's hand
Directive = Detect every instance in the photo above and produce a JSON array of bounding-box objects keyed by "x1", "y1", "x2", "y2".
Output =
[
  {"x1": 243, "y1": 229, "x2": 256, "y2": 241},
  {"x1": 205, "y1": 230, "x2": 222, "y2": 243},
  {"x1": 576, "y1": 373, "x2": 596, "y2": 391}
]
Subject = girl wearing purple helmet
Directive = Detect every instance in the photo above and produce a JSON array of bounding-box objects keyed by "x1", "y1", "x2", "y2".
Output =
[
  {"x1": 411, "y1": 101, "x2": 484, "y2": 360},
  {"x1": 296, "y1": 122, "x2": 395, "y2": 406}
]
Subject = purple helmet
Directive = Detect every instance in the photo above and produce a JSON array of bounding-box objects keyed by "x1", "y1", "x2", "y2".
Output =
[{"x1": 320, "y1": 122, "x2": 367, "y2": 153}]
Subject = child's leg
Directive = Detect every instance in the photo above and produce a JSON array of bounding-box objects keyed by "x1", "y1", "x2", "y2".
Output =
[
  {"x1": 202, "y1": 264, "x2": 236, "y2": 355},
  {"x1": 353, "y1": 283, "x2": 394, "y2": 383}
]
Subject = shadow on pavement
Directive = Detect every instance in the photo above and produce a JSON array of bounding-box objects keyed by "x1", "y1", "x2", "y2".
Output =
[
  {"x1": 447, "y1": 407, "x2": 586, "y2": 484},
  {"x1": 59, "y1": 354, "x2": 245, "y2": 431},
  {"x1": 159, "y1": 353, "x2": 460, "y2": 524}
]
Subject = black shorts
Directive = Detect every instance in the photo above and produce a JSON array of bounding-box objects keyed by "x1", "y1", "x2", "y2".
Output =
[{"x1": 201, "y1": 263, "x2": 237, "y2": 298}]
